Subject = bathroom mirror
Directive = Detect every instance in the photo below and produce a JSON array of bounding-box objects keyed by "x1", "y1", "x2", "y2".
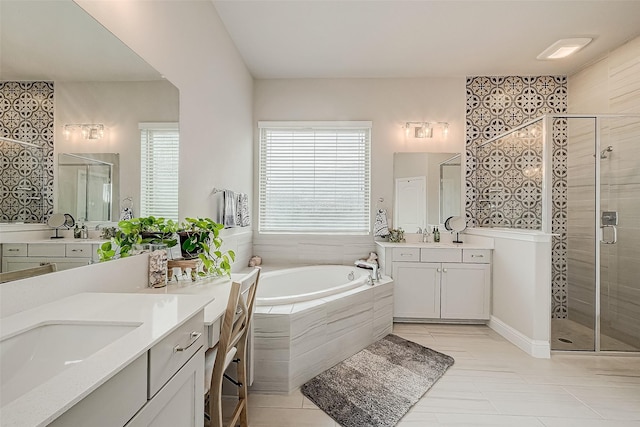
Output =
[
  {"x1": 393, "y1": 152, "x2": 462, "y2": 230},
  {"x1": 58, "y1": 153, "x2": 119, "y2": 222},
  {"x1": 1, "y1": 0, "x2": 179, "y2": 226},
  {"x1": 0, "y1": 0, "x2": 178, "y2": 280}
]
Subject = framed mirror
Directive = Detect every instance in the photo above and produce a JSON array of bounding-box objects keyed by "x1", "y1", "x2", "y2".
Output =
[{"x1": 393, "y1": 152, "x2": 462, "y2": 230}]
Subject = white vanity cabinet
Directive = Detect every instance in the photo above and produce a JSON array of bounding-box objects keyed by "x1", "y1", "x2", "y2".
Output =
[
  {"x1": 1, "y1": 242, "x2": 99, "y2": 273},
  {"x1": 49, "y1": 311, "x2": 205, "y2": 427},
  {"x1": 127, "y1": 312, "x2": 205, "y2": 427},
  {"x1": 377, "y1": 243, "x2": 492, "y2": 322}
]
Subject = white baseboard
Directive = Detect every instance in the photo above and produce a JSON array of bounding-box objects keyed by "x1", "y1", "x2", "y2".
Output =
[{"x1": 489, "y1": 316, "x2": 550, "y2": 359}]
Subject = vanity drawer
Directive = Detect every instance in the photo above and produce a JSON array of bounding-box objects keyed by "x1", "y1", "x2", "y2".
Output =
[
  {"x1": 392, "y1": 247, "x2": 421, "y2": 262},
  {"x1": 148, "y1": 310, "x2": 204, "y2": 398},
  {"x1": 463, "y1": 249, "x2": 491, "y2": 263},
  {"x1": 28, "y1": 243, "x2": 65, "y2": 257},
  {"x1": 2, "y1": 243, "x2": 27, "y2": 257},
  {"x1": 420, "y1": 248, "x2": 462, "y2": 263},
  {"x1": 66, "y1": 243, "x2": 93, "y2": 258}
]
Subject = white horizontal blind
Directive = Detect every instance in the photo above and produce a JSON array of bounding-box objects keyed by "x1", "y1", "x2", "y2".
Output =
[
  {"x1": 259, "y1": 122, "x2": 371, "y2": 234},
  {"x1": 139, "y1": 123, "x2": 179, "y2": 221}
]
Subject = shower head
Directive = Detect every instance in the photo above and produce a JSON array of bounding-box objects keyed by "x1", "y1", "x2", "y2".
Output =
[{"x1": 600, "y1": 145, "x2": 613, "y2": 159}]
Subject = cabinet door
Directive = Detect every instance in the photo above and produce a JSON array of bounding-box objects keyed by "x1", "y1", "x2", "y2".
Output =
[
  {"x1": 2, "y1": 257, "x2": 90, "y2": 273},
  {"x1": 126, "y1": 349, "x2": 204, "y2": 427},
  {"x1": 440, "y1": 263, "x2": 490, "y2": 320},
  {"x1": 392, "y1": 262, "x2": 440, "y2": 319}
]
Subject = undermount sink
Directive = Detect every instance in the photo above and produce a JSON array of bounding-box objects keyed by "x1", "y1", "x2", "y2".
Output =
[{"x1": 0, "y1": 322, "x2": 140, "y2": 407}]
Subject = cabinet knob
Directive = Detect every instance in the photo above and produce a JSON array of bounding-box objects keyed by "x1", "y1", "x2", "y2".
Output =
[
  {"x1": 443, "y1": 268, "x2": 448, "y2": 273},
  {"x1": 437, "y1": 268, "x2": 441, "y2": 272}
]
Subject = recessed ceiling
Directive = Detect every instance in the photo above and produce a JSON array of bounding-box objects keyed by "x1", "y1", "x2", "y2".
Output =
[
  {"x1": 213, "y1": 0, "x2": 640, "y2": 79},
  {"x1": 0, "y1": 0, "x2": 162, "y2": 82}
]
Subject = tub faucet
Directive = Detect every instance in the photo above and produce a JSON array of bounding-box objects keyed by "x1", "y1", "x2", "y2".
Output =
[{"x1": 354, "y1": 260, "x2": 379, "y2": 284}]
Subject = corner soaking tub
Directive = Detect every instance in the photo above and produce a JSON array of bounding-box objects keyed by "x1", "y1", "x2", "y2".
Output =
[
  {"x1": 251, "y1": 265, "x2": 394, "y2": 393},
  {"x1": 256, "y1": 265, "x2": 370, "y2": 306}
]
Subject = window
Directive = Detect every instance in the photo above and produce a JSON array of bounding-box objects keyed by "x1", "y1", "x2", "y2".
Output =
[
  {"x1": 258, "y1": 121, "x2": 371, "y2": 234},
  {"x1": 139, "y1": 122, "x2": 179, "y2": 221}
]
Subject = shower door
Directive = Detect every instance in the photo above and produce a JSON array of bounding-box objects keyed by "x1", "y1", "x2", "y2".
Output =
[
  {"x1": 556, "y1": 115, "x2": 640, "y2": 352},
  {"x1": 597, "y1": 116, "x2": 640, "y2": 351}
]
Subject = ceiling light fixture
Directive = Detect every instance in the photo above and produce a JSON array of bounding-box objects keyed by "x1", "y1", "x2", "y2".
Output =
[
  {"x1": 404, "y1": 121, "x2": 449, "y2": 139},
  {"x1": 64, "y1": 124, "x2": 105, "y2": 140},
  {"x1": 537, "y1": 38, "x2": 592, "y2": 60}
]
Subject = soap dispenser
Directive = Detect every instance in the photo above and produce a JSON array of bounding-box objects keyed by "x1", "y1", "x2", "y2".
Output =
[{"x1": 433, "y1": 226, "x2": 440, "y2": 243}]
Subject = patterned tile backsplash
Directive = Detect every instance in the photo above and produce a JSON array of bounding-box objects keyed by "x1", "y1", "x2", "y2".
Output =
[
  {"x1": 466, "y1": 76, "x2": 568, "y2": 318},
  {"x1": 0, "y1": 81, "x2": 54, "y2": 223}
]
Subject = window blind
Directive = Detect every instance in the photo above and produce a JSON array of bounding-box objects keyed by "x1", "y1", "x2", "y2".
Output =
[
  {"x1": 258, "y1": 121, "x2": 371, "y2": 234},
  {"x1": 139, "y1": 123, "x2": 179, "y2": 221}
]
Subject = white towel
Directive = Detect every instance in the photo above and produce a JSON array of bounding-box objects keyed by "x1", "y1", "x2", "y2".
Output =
[
  {"x1": 373, "y1": 209, "x2": 390, "y2": 237},
  {"x1": 223, "y1": 190, "x2": 238, "y2": 228},
  {"x1": 236, "y1": 193, "x2": 250, "y2": 227}
]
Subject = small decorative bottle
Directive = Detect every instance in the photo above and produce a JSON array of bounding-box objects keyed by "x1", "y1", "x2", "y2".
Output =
[
  {"x1": 73, "y1": 224, "x2": 81, "y2": 239},
  {"x1": 433, "y1": 226, "x2": 440, "y2": 243}
]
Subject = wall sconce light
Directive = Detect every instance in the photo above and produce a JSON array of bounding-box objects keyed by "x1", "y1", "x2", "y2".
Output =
[
  {"x1": 63, "y1": 124, "x2": 105, "y2": 140},
  {"x1": 403, "y1": 121, "x2": 449, "y2": 139}
]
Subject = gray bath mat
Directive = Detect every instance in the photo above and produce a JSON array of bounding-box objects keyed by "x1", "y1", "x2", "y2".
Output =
[{"x1": 301, "y1": 334, "x2": 454, "y2": 427}]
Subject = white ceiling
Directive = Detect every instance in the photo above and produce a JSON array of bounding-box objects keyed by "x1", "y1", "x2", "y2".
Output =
[
  {"x1": 0, "y1": 0, "x2": 162, "y2": 82},
  {"x1": 212, "y1": 0, "x2": 640, "y2": 79},
  {"x1": 2, "y1": 1, "x2": 639, "y2": 82}
]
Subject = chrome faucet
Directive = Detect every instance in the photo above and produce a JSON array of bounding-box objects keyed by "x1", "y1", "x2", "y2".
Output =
[{"x1": 355, "y1": 260, "x2": 379, "y2": 284}]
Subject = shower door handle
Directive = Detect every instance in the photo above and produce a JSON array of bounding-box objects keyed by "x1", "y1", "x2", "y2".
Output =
[{"x1": 600, "y1": 225, "x2": 617, "y2": 244}]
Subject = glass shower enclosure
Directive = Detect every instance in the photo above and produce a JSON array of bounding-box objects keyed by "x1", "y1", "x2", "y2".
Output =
[{"x1": 474, "y1": 114, "x2": 640, "y2": 352}]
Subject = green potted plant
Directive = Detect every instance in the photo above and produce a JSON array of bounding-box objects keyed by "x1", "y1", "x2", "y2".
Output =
[
  {"x1": 177, "y1": 217, "x2": 235, "y2": 277},
  {"x1": 97, "y1": 216, "x2": 177, "y2": 261},
  {"x1": 97, "y1": 216, "x2": 235, "y2": 278}
]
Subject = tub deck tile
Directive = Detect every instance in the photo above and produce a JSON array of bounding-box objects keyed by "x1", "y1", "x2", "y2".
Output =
[{"x1": 291, "y1": 306, "x2": 327, "y2": 358}]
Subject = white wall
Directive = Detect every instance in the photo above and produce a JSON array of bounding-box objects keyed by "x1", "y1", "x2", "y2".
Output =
[
  {"x1": 467, "y1": 228, "x2": 552, "y2": 358},
  {"x1": 55, "y1": 80, "x2": 179, "y2": 217},
  {"x1": 76, "y1": 0, "x2": 254, "y2": 222},
  {"x1": 253, "y1": 77, "x2": 465, "y2": 264}
]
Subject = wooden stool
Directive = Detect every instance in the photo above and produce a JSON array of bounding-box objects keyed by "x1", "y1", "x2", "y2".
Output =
[{"x1": 168, "y1": 258, "x2": 202, "y2": 281}]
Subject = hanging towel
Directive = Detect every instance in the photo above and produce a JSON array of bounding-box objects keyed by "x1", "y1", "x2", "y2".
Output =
[
  {"x1": 212, "y1": 191, "x2": 224, "y2": 224},
  {"x1": 120, "y1": 198, "x2": 134, "y2": 221},
  {"x1": 223, "y1": 190, "x2": 238, "y2": 228},
  {"x1": 373, "y1": 208, "x2": 390, "y2": 237},
  {"x1": 236, "y1": 193, "x2": 250, "y2": 227}
]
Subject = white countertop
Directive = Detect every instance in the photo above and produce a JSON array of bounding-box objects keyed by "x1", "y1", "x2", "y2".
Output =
[
  {"x1": 137, "y1": 274, "x2": 241, "y2": 326},
  {"x1": 4, "y1": 238, "x2": 107, "y2": 245},
  {"x1": 0, "y1": 292, "x2": 214, "y2": 427},
  {"x1": 375, "y1": 241, "x2": 493, "y2": 250}
]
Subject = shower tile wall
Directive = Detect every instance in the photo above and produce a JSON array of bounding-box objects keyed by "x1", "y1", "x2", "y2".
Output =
[
  {"x1": 0, "y1": 81, "x2": 54, "y2": 222},
  {"x1": 466, "y1": 76, "x2": 568, "y2": 318}
]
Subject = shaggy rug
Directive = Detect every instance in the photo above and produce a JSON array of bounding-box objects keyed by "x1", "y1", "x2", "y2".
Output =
[{"x1": 301, "y1": 334, "x2": 454, "y2": 427}]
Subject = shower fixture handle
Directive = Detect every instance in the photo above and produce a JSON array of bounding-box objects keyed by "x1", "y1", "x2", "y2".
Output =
[{"x1": 600, "y1": 211, "x2": 618, "y2": 244}]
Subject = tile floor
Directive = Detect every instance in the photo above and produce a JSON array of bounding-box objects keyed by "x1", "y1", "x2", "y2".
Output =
[
  {"x1": 551, "y1": 318, "x2": 639, "y2": 352},
  {"x1": 238, "y1": 323, "x2": 640, "y2": 426}
]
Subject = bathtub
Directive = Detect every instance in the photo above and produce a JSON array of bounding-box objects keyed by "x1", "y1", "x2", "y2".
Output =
[
  {"x1": 256, "y1": 265, "x2": 369, "y2": 306},
  {"x1": 251, "y1": 265, "x2": 394, "y2": 394}
]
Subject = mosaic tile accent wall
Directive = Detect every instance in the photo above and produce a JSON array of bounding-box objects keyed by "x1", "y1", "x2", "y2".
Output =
[
  {"x1": 0, "y1": 81, "x2": 54, "y2": 223},
  {"x1": 466, "y1": 76, "x2": 568, "y2": 318}
]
